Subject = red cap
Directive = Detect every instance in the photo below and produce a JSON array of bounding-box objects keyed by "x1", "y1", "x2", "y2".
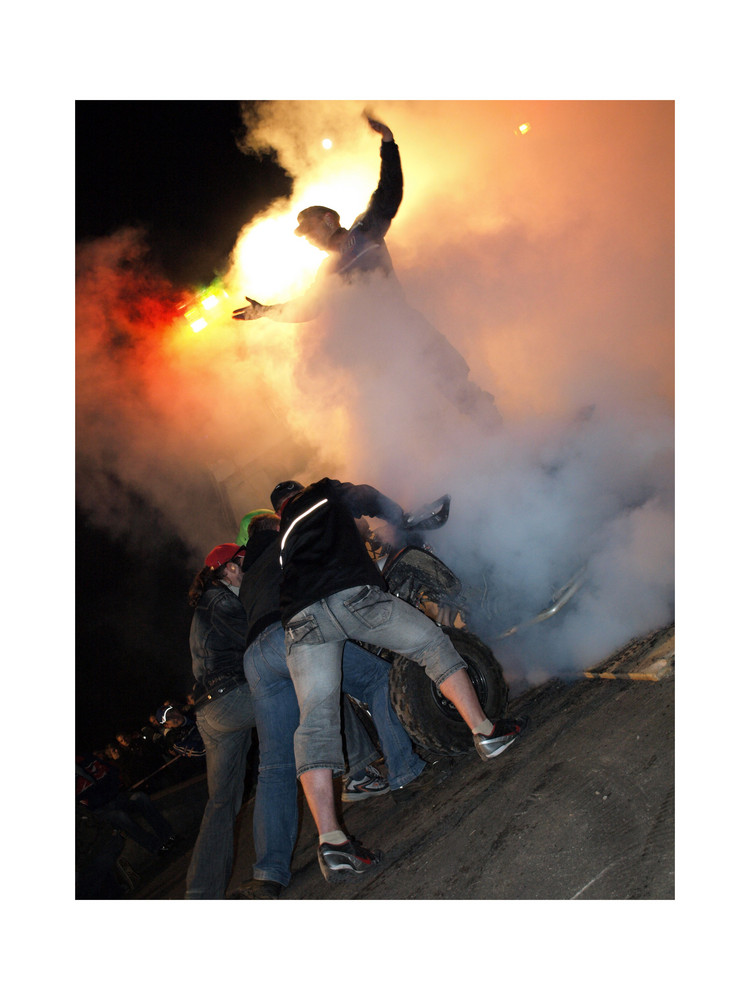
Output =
[{"x1": 204, "y1": 543, "x2": 244, "y2": 570}]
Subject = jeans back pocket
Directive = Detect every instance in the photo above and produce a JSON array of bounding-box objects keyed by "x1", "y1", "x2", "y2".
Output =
[
  {"x1": 285, "y1": 614, "x2": 323, "y2": 650},
  {"x1": 342, "y1": 585, "x2": 394, "y2": 628}
]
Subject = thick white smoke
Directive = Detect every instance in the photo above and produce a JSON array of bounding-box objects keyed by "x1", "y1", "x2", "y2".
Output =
[{"x1": 75, "y1": 100, "x2": 674, "y2": 688}]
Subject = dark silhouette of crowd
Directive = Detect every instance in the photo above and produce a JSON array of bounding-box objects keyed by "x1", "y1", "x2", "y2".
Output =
[{"x1": 75, "y1": 692, "x2": 217, "y2": 899}]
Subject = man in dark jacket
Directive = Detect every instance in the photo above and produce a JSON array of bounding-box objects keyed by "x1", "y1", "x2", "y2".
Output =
[
  {"x1": 232, "y1": 116, "x2": 401, "y2": 325},
  {"x1": 232, "y1": 116, "x2": 500, "y2": 426},
  {"x1": 272, "y1": 477, "x2": 527, "y2": 884},
  {"x1": 234, "y1": 510, "x2": 429, "y2": 896}
]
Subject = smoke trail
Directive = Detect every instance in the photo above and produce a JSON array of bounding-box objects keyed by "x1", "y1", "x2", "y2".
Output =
[{"x1": 75, "y1": 100, "x2": 674, "y2": 685}]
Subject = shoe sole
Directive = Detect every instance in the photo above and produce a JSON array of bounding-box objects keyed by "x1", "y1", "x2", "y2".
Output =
[
  {"x1": 475, "y1": 718, "x2": 529, "y2": 761},
  {"x1": 477, "y1": 733, "x2": 519, "y2": 760},
  {"x1": 318, "y1": 854, "x2": 384, "y2": 884},
  {"x1": 341, "y1": 787, "x2": 390, "y2": 802}
]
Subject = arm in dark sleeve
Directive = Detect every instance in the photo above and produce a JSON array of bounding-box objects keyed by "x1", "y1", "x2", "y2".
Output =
[
  {"x1": 357, "y1": 141, "x2": 403, "y2": 234},
  {"x1": 333, "y1": 480, "x2": 405, "y2": 524}
]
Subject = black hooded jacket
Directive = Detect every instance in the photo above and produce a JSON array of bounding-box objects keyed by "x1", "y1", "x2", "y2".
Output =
[{"x1": 277, "y1": 478, "x2": 404, "y2": 625}]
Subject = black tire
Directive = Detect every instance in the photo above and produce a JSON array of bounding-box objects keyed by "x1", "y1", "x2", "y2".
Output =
[{"x1": 388, "y1": 626, "x2": 509, "y2": 757}]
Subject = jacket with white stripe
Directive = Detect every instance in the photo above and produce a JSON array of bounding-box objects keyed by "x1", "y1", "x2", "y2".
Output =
[{"x1": 278, "y1": 478, "x2": 404, "y2": 626}]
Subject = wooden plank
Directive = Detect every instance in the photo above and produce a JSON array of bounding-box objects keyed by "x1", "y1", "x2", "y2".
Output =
[{"x1": 584, "y1": 625, "x2": 674, "y2": 682}]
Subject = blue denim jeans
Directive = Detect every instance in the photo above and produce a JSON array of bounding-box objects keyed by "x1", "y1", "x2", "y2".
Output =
[
  {"x1": 285, "y1": 585, "x2": 466, "y2": 774},
  {"x1": 336, "y1": 642, "x2": 426, "y2": 791},
  {"x1": 185, "y1": 685, "x2": 256, "y2": 899},
  {"x1": 243, "y1": 622, "x2": 424, "y2": 883}
]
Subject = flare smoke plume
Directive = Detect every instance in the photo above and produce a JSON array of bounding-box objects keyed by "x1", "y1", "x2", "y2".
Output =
[{"x1": 76, "y1": 100, "x2": 674, "y2": 686}]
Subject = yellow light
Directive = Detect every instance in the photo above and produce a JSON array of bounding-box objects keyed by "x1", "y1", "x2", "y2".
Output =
[
  {"x1": 190, "y1": 317, "x2": 208, "y2": 333},
  {"x1": 229, "y1": 163, "x2": 379, "y2": 301},
  {"x1": 201, "y1": 294, "x2": 219, "y2": 310},
  {"x1": 515, "y1": 122, "x2": 531, "y2": 136},
  {"x1": 322, "y1": 138, "x2": 333, "y2": 149}
]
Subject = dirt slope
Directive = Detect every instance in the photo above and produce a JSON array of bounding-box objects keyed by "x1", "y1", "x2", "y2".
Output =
[{"x1": 130, "y1": 624, "x2": 675, "y2": 900}]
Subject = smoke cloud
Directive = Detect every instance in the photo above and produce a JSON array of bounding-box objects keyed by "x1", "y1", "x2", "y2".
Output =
[{"x1": 76, "y1": 100, "x2": 674, "y2": 688}]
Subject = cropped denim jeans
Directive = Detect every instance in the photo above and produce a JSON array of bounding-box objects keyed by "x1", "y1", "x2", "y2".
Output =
[
  {"x1": 285, "y1": 585, "x2": 465, "y2": 776},
  {"x1": 244, "y1": 620, "x2": 424, "y2": 881}
]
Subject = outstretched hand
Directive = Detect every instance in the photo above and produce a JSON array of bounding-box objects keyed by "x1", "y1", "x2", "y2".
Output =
[
  {"x1": 365, "y1": 117, "x2": 393, "y2": 143},
  {"x1": 232, "y1": 297, "x2": 267, "y2": 321}
]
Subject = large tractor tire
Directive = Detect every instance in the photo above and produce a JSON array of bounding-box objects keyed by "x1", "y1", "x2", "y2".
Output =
[{"x1": 388, "y1": 626, "x2": 509, "y2": 757}]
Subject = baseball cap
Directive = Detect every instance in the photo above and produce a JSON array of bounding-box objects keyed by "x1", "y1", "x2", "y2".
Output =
[
  {"x1": 270, "y1": 480, "x2": 304, "y2": 511},
  {"x1": 236, "y1": 509, "x2": 275, "y2": 546},
  {"x1": 294, "y1": 206, "x2": 338, "y2": 237},
  {"x1": 204, "y1": 543, "x2": 245, "y2": 570}
]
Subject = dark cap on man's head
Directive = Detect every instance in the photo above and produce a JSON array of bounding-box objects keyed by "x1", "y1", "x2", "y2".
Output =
[
  {"x1": 270, "y1": 480, "x2": 304, "y2": 511},
  {"x1": 294, "y1": 206, "x2": 339, "y2": 237}
]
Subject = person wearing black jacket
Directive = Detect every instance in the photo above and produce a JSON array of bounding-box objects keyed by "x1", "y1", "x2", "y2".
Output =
[
  {"x1": 232, "y1": 116, "x2": 401, "y2": 325},
  {"x1": 231, "y1": 115, "x2": 500, "y2": 428},
  {"x1": 183, "y1": 543, "x2": 256, "y2": 898},
  {"x1": 234, "y1": 510, "x2": 428, "y2": 897},
  {"x1": 273, "y1": 477, "x2": 527, "y2": 884}
]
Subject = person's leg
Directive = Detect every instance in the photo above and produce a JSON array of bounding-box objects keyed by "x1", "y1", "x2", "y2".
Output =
[
  {"x1": 284, "y1": 604, "x2": 347, "y2": 788},
  {"x1": 299, "y1": 767, "x2": 340, "y2": 835},
  {"x1": 125, "y1": 791, "x2": 175, "y2": 846},
  {"x1": 285, "y1": 601, "x2": 385, "y2": 882},
  {"x1": 184, "y1": 687, "x2": 255, "y2": 899},
  {"x1": 243, "y1": 625, "x2": 301, "y2": 887},
  {"x1": 340, "y1": 694, "x2": 379, "y2": 776},
  {"x1": 97, "y1": 798, "x2": 164, "y2": 854},
  {"x1": 341, "y1": 641, "x2": 426, "y2": 789},
  {"x1": 333, "y1": 586, "x2": 490, "y2": 731},
  {"x1": 284, "y1": 605, "x2": 352, "y2": 833},
  {"x1": 437, "y1": 666, "x2": 489, "y2": 729}
]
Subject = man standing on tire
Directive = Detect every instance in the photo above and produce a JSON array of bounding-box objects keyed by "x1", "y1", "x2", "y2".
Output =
[{"x1": 271, "y1": 477, "x2": 527, "y2": 884}]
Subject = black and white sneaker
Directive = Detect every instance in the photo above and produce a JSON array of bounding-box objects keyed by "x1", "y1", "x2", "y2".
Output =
[
  {"x1": 317, "y1": 838, "x2": 384, "y2": 884},
  {"x1": 341, "y1": 765, "x2": 390, "y2": 801},
  {"x1": 473, "y1": 717, "x2": 528, "y2": 761}
]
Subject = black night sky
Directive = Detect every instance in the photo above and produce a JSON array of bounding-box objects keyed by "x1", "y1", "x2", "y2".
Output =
[{"x1": 75, "y1": 101, "x2": 292, "y2": 752}]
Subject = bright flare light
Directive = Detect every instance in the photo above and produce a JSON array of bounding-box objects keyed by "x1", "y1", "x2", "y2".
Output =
[
  {"x1": 230, "y1": 165, "x2": 376, "y2": 302},
  {"x1": 322, "y1": 138, "x2": 333, "y2": 149},
  {"x1": 515, "y1": 122, "x2": 531, "y2": 136}
]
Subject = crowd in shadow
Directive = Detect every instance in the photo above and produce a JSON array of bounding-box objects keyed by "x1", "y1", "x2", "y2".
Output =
[{"x1": 75, "y1": 692, "x2": 258, "y2": 899}]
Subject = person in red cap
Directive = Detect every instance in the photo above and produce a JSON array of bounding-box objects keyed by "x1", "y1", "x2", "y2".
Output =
[{"x1": 184, "y1": 541, "x2": 253, "y2": 898}]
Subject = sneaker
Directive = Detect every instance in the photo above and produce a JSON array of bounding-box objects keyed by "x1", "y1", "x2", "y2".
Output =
[
  {"x1": 473, "y1": 717, "x2": 528, "y2": 761},
  {"x1": 341, "y1": 765, "x2": 390, "y2": 801},
  {"x1": 230, "y1": 878, "x2": 283, "y2": 900},
  {"x1": 317, "y1": 838, "x2": 384, "y2": 884}
]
